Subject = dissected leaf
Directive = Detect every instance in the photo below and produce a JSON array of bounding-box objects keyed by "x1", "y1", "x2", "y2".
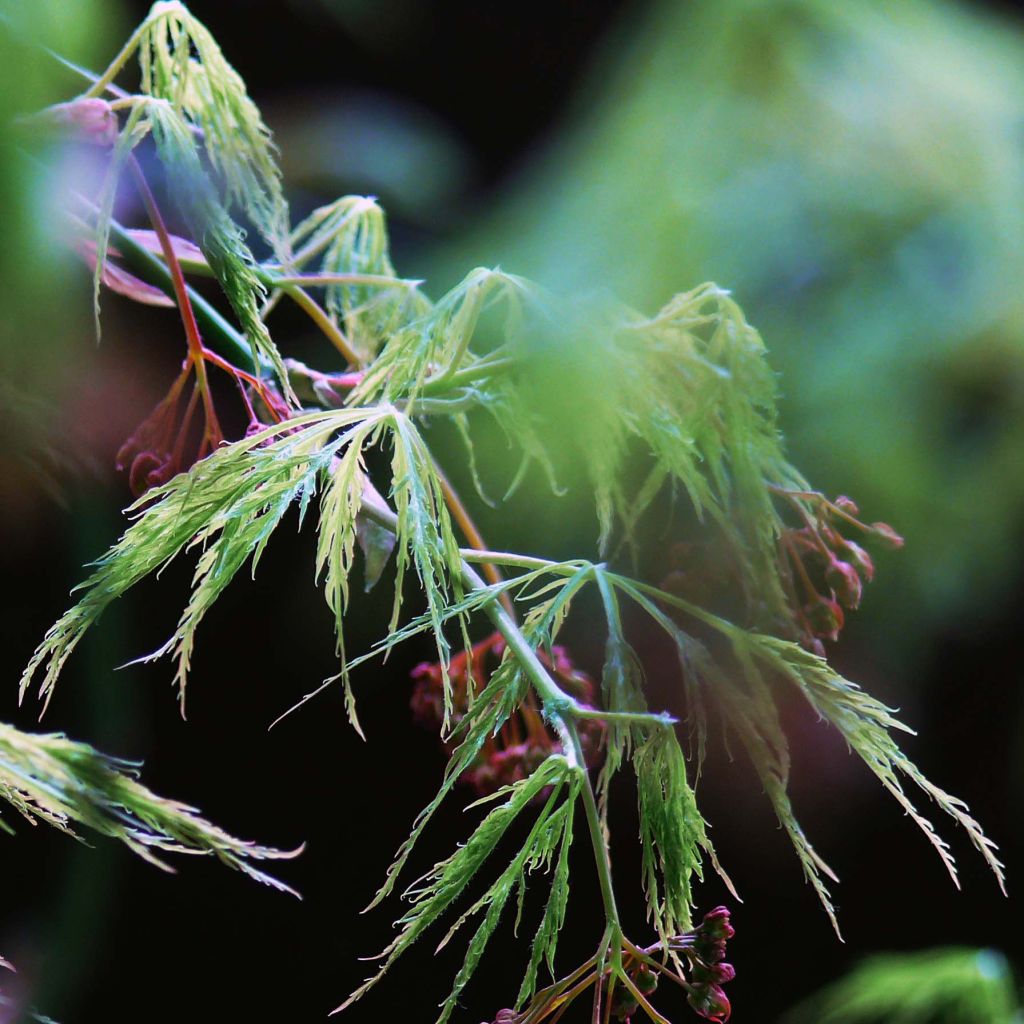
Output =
[{"x1": 0, "y1": 721, "x2": 299, "y2": 892}]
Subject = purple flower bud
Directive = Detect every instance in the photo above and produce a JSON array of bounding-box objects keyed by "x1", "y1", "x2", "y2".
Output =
[
  {"x1": 710, "y1": 962, "x2": 735, "y2": 984},
  {"x1": 687, "y1": 983, "x2": 731, "y2": 1022},
  {"x1": 701, "y1": 907, "x2": 735, "y2": 941}
]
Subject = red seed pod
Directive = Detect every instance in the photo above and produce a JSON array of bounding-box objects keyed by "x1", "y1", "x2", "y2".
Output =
[
  {"x1": 115, "y1": 436, "x2": 141, "y2": 472},
  {"x1": 128, "y1": 451, "x2": 164, "y2": 498}
]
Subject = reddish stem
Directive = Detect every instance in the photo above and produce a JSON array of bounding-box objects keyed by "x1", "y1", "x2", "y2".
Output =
[{"x1": 128, "y1": 157, "x2": 223, "y2": 448}]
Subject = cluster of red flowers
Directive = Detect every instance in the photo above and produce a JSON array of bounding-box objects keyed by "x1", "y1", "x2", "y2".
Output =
[
  {"x1": 611, "y1": 907, "x2": 736, "y2": 1023},
  {"x1": 778, "y1": 492, "x2": 903, "y2": 654},
  {"x1": 411, "y1": 631, "x2": 605, "y2": 794},
  {"x1": 682, "y1": 907, "x2": 736, "y2": 1023}
]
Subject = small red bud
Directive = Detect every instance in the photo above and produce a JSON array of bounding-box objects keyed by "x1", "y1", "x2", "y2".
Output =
[
  {"x1": 803, "y1": 597, "x2": 844, "y2": 642},
  {"x1": 145, "y1": 457, "x2": 176, "y2": 490},
  {"x1": 825, "y1": 559, "x2": 863, "y2": 610},
  {"x1": 688, "y1": 984, "x2": 731, "y2": 1022},
  {"x1": 839, "y1": 539, "x2": 875, "y2": 582},
  {"x1": 869, "y1": 522, "x2": 905, "y2": 549},
  {"x1": 709, "y1": 962, "x2": 735, "y2": 984},
  {"x1": 833, "y1": 495, "x2": 860, "y2": 516},
  {"x1": 634, "y1": 964, "x2": 658, "y2": 995},
  {"x1": 700, "y1": 907, "x2": 735, "y2": 941}
]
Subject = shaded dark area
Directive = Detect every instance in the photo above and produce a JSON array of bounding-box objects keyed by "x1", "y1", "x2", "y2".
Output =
[{"x1": 2, "y1": 1, "x2": 1022, "y2": 1022}]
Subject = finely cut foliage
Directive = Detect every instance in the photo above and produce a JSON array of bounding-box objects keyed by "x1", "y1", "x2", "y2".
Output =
[
  {"x1": 13, "y1": 4, "x2": 1008, "y2": 1020},
  {"x1": 283, "y1": 196, "x2": 430, "y2": 364},
  {"x1": 634, "y1": 729, "x2": 710, "y2": 941},
  {"x1": 339, "y1": 756, "x2": 578, "y2": 1022},
  {"x1": 133, "y1": 1, "x2": 289, "y2": 253},
  {"x1": 0, "y1": 722, "x2": 298, "y2": 892},
  {"x1": 19, "y1": 406, "x2": 467, "y2": 723}
]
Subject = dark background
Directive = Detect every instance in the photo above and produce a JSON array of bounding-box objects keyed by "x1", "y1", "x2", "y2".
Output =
[{"x1": 2, "y1": 1, "x2": 1022, "y2": 1021}]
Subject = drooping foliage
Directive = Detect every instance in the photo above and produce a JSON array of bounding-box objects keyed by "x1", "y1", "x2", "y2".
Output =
[
  {"x1": 9, "y1": 3, "x2": 1007, "y2": 1021},
  {"x1": 0, "y1": 721, "x2": 298, "y2": 891}
]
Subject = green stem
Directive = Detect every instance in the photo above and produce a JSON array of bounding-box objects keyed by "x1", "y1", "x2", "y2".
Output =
[
  {"x1": 420, "y1": 354, "x2": 515, "y2": 396},
  {"x1": 79, "y1": 17, "x2": 149, "y2": 99},
  {"x1": 576, "y1": 709, "x2": 676, "y2": 727},
  {"x1": 354, "y1": 493, "x2": 624, "y2": 934},
  {"x1": 459, "y1": 549, "x2": 560, "y2": 571},
  {"x1": 266, "y1": 272, "x2": 421, "y2": 289},
  {"x1": 460, "y1": 559, "x2": 622, "y2": 932},
  {"x1": 574, "y1": 731, "x2": 624, "y2": 940}
]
